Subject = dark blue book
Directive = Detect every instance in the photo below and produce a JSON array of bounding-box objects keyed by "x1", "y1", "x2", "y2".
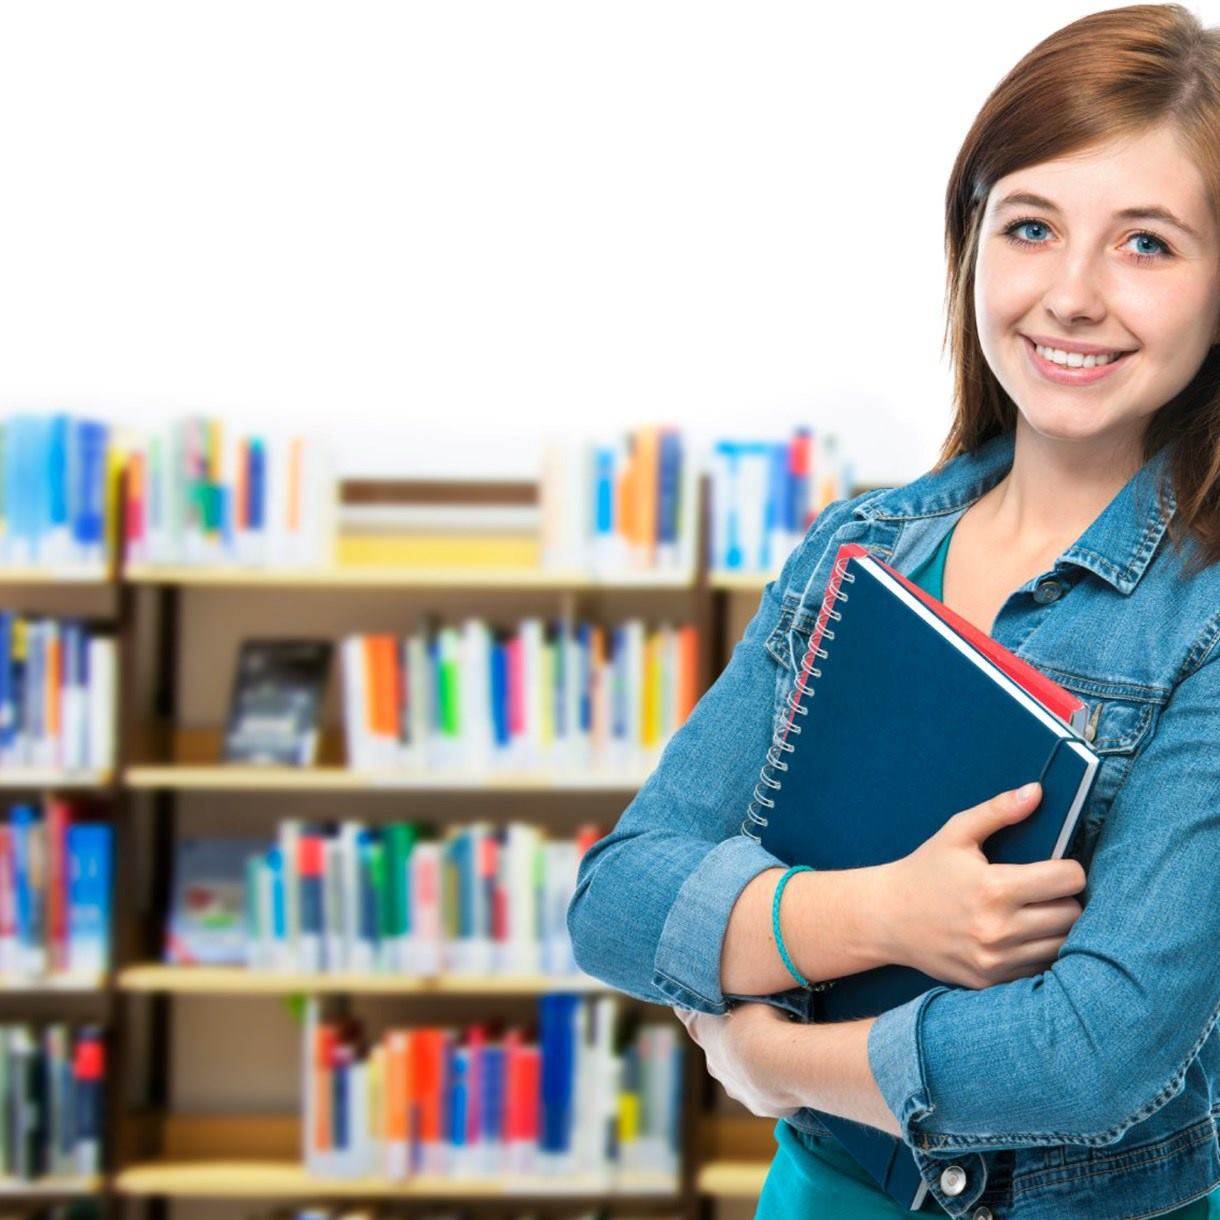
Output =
[
  {"x1": 750, "y1": 542, "x2": 1100, "y2": 1210},
  {"x1": 539, "y1": 993, "x2": 579, "y2": 1157}
]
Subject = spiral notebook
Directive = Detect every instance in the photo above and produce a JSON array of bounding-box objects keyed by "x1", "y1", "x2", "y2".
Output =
[{"x1": 743, "y1": 542, "x2": 1100, "y2": 1210}]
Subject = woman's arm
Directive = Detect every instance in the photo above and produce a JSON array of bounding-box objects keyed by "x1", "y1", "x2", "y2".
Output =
[
  {"x1": 720, "y1": 863, "x2": 899, "y2": 995},
  {"x1": 567, "y1": 493, "x2": 899, "y2": 1014}
]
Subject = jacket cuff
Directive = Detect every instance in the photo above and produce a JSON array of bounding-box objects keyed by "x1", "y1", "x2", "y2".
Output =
[
  {"x1": 867, "y1": 984, "x2": 956, "y2": 1139},
  {"x1": 650, "y1": 832, "x2": 789, "y2": 1012}
]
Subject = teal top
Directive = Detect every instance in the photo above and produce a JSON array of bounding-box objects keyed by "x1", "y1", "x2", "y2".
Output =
[{"x1": 755, "y1": 518, "x2": 1215, "y2": 1218}]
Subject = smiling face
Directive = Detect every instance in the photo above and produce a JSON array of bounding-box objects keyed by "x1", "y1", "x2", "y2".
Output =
[{"x1": 973, "y1": 120, "x2": 1220, "y2": 471}]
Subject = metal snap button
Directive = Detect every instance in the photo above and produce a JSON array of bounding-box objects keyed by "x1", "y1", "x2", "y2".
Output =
[
  {"x1": 1033, "y1": 578, "x2": 1062, "y2": 604},
  {"x1": 972, "y1": 1209, "x2": 994, "y2": 1220},
  {"x1": 940, "y1": 1164, "x2": 968, "y2": 1196}
]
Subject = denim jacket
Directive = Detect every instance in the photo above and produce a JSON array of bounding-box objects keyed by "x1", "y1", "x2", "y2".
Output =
[{"x1": 567, "y1": 429, "x2": 1220, "y2": 1219}]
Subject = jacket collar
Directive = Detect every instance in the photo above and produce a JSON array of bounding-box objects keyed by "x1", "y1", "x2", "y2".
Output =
[{"x1": 853, "y1": 429, "x2": 1178, "y2": 596}]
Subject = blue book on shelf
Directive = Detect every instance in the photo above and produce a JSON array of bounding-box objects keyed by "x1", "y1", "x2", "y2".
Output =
[
  {"x1": 69, "y1": 417, "x2": 107, "y2": 556},
  {"x1": 539, "y1": 992, "x2": 579, "y2": 1157},
  {"x1": 67, "y1": 822, "x2": 113, "y2": 975},
  {"x1": 0, "y1": 613, "x2": 13, "y2": 756},
  {"x1": 752, "y1": 542, "x2": 1100, "y2": 1210}
]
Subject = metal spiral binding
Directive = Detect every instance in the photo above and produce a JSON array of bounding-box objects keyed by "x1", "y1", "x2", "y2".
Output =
[{"x1": 741, "y1": 555, "x2": 856, "y2": 844}]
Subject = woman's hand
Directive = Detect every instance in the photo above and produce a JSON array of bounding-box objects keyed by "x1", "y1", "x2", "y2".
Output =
[
  {"x1": 672, "y1": 1002, "x2": 803, "y2": 1118},
  {"x1": 885, "y1": 781, "x2": 1088, "y2": 990}
]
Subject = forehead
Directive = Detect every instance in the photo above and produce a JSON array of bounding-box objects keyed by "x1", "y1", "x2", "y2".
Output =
[{"x1": 986, "y1": 123, "x2": 1212, "y2": 230}]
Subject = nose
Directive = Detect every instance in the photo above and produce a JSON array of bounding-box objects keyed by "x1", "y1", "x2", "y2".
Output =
[{"x1": 1041, "y1": 252, "x2": 1107, "y2": 327}]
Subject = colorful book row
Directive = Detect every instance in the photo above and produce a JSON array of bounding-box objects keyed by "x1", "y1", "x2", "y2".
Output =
[
  {"x1": 709, "y1": 428, "x2": 852, "y2": 573},
  {"x1": 0, "y1": 617, "x2": 116, "y2": 773},
  {"x1": 0, "y1": 1024, "x2": 105, "y2": 1180},
  {"x1": 302, "y1": 995, "x2": 682, "y2": 1181},
  {"x1": 166, "y1": 821, "x2": 600, "y2": 978},
  {"x1": 342, "y1": 618, "x2": 699, "y2": 774},
  {"x1": 0, "y1": 803, "x2": 112, "y2": 981},
  {"x1": 122, "y1": 418, "x2": 335, "y2": 568},
  {"x1": 0, "y1": 415, "x2": 114, "y2": 570},
  {"x1": 539, "y1": 428, "x2": 699, "y2": 576}
]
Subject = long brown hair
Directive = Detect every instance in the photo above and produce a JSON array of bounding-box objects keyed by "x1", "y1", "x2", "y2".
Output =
[{"x1": 936, "y1": 3, "x2": 1220, "y2": 577}]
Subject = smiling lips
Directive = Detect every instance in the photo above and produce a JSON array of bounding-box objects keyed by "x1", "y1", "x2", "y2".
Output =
[{"x1": 1022, "y1": 334, "x2": 1134, "y2": 385}]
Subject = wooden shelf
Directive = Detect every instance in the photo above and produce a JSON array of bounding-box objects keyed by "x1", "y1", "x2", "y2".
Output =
[
  {"x1": 113, "y1": 1161, "x2": 679, "y2": 1199},
  {"x1": 0, "y1": 566, "x2": 111, "y2": 586},
  {"x1": 125, "y1": 726, "x2": 656, "y2": 791},
  {"x1": 697, "y1": 1161, "x2": 768, "y2": 1197},
  {"x1": 124, "y1": 564, "x2": 697, "y2": 590},
  {"x1": 0, "y1": 973, "x2": 105, "y2": 993},
  {"x1": 123, "y1": 764, "x2": 653, "y2": 792},
  {"x1": 0, "y1": 769, "x2": 114, "y2": 791},
  {"x1": 708, "y1": 571, "x2": 773, "y2": 592},
  {"x1": 0, "y1": 1175, "x2": 103, "y2": 1197},
  {"x1": 118, "y1": 965, "x2": 608, "y2": 995}
]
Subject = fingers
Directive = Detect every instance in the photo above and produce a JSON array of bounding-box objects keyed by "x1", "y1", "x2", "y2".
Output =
[{"x1": 990, "y1": 858, "x2": 1088, "y2": 905}]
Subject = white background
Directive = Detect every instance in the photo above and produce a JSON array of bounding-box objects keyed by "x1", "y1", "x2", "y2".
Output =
[{"x1": 1, "y1": 1, "x2": 1211, "y2": 484}]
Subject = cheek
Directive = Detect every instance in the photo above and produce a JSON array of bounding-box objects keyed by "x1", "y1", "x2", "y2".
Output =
[{"x1": 974, "y1": 246, "x2": 1035, "y2": 328}]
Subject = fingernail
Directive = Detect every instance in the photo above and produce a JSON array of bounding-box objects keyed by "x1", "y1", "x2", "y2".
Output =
[{"x1": 1018, "y1": 781, "x2": 1040, "y2": 799}]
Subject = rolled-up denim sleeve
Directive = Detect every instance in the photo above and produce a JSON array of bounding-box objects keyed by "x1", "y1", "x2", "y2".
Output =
[
  {"x1": 868, "y1": 638, "x2": 1220, "y2": 1155},
  {"x1": 567, "y1": 497, "x2": 858, "y2": 1015}
]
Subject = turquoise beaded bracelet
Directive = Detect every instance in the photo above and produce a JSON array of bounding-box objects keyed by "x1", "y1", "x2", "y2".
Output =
[{"x1": 772, "y1": 864, "x2": 814, "y2": 989}]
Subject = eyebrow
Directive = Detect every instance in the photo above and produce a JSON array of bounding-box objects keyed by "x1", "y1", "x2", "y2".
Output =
[{"x1": 994, "y1": 190, "x2": 1202, "y2": 241}]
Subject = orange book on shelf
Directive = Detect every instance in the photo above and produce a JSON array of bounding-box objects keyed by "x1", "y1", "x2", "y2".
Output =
[
  {"x1": 675, "y1": 624, "x2": 699, "y2": 726},
  {"x1": 367, "y1": 636, "x2": 400, "y2": 744},
  {"x1": 45, "y1": 626, "x2": 61, "y2": 742},
  {"x1": 314, "y1": 1024, "x2": 336, "y2": 1156},
  {"x1": 632, "y1": 427, "x2": 660, "y2": 565},
  {"x1": 384, "y1": 1030, "x2": 411, "y2": 1176},
  {"x1": 589, "y1": 625, "x2": 607, "y2": 754}
]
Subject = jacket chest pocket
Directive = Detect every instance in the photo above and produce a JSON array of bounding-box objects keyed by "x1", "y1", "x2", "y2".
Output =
[{"x1": 1047, "y1": 677, "x2": 1161, "y2": 873}]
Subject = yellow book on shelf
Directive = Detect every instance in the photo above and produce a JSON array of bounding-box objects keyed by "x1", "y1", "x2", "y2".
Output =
[
  {"x1": 619, "y1": 1091, "x2": 640, "y2": 1144},
  {"x1": 642, "y1": 630, "x2": 660, "y2": 748},
  {"x1": 335, "y1": 534, "x2": 541, "y2": 569}
]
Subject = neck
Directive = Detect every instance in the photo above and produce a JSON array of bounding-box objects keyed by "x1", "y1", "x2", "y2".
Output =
[{"x1": 979, "y1": 419, "x2": 1147, "y2": 555}]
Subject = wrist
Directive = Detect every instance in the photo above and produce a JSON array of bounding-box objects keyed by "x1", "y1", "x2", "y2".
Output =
[
  {"x1": 784, "y1": 863, "x2": 906, "y2": 984},
  {"x1": 861, "y1": 861, "x2": 907, "y2": 969}
]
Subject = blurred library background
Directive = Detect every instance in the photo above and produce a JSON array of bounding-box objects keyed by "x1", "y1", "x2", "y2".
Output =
[
  {"x1": 0, "y1": 412, "x2": 873, "y2": 1220},
  {"x1": 0, "y1": 2, "x2": 979, "y2": 1218}
]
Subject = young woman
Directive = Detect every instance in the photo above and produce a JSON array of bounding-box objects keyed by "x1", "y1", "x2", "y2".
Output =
[{"x1": 567, "y1": 5, "x2": 1220, "y2": 1217}]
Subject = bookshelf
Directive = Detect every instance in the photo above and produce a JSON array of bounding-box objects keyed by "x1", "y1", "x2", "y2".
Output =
[{"x1": 1, "y1": 469, "x2": 858, "y2": 1220}]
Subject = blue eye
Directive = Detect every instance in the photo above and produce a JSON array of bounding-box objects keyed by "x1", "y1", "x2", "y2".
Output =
[{"x1": 1000, "y1": 216, "x2": 1172, "y2": 264}]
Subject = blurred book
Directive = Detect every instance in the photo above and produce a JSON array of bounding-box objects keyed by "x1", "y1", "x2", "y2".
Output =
[
  {"x1": 708, "y1": 427, "x2": 854, "y2": 576},
  {"x1": 165, "y1": 838, "x2": 255, "y2": 966},
  {"x1": 0, "y1": 801, "x2": 112, "y2": 981},
  {"x1": 122, "y1": 418, "x2": 335, "y2": 569},
  {"x1": 223, "y1": 639, "x2": 333, "y2": 766},
  {"x1": 0, "y1": 616, "x2": 116, "y2": 774},
  {"x1": 341, "y1": 617, "x2": 698, "y2": 775},
  {"x1": 300, "y1": 994, "x2": 682, "y2": 1182},
  {"x1": 241, "y1": 819, "x2": 601, "y2": 978},
  {"x1": 539, "y1": 427, "x2": 698, "y2": 579},
  {"x1": 0, "y1": 1023, "x2": 105, "y2": 1179},
  {"x1": 0, "y1": 414, "x2": 111, "y2": 571}
]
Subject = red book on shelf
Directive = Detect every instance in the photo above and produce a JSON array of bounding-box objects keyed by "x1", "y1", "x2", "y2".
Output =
[
  {"x1": 45, "y1": 800, "x2": 71, "y2": 974},
  {"x1": 412, "y1": 1028, "x2": 445, "y2": 1148}
]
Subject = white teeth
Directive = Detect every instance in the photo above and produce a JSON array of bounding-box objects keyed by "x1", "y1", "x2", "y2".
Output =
[{"x1": 1034, "y1": 342, "x2": 1126, "y2": 369}]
